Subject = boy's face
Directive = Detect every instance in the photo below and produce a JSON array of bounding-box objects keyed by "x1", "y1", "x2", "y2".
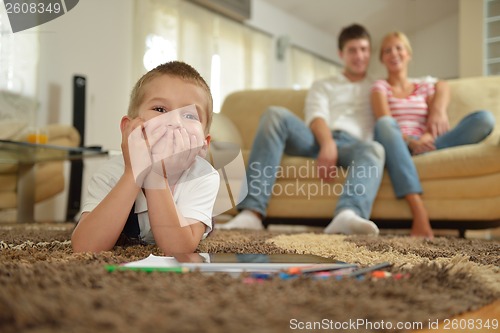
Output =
[
  {"x1": 137, "y1": 75, "x2": 209, "y2": 139},
  {"x1": 339, "y1": 38, "x2": 371, "y2": 77}
]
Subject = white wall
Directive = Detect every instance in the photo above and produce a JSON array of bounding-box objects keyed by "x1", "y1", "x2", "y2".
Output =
[
  {"x1": 459, "y1": 0, "x2": 484, "y2": 77},
  {"x1": 248, "y1": 0, "x2": 341, "y2": 87},
  {"x1": 35, "y1": 0, "x2": 134, "y2": 221},
  {"x1": 409, "y1": 13, "x2": 459, "y2": 79},
  {"x1": 38, "y1": 0, "x2": 134, "y2": 150},
  {"x1": 250, "y1": 0, "x2": 459, "y2": 83},
  {"x1": 369, "y1": 13, "x2": 459, "y2": 80}
]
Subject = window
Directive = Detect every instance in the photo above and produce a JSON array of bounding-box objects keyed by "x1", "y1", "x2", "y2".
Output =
[
  {"x1": 134, "y1": 0, "x2": 272, "y2": 112},
  {"x1": 0, "y1": 5, "x2": 39, "y2": 97},
  {"x1": 486, "y1": 0, "x2": 500, "y2": 75}
]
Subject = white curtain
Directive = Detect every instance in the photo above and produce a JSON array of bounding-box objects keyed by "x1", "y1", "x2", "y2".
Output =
[
  {"x1": 133, "y1": 0, "x2": 272, "y2": 112},
  {"x1": 0, "y1": 5, "x2": 39, "y2": 97}
]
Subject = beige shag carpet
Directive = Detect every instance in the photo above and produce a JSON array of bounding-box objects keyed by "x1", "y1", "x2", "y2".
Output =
[{"x1": 0, "y1": 223, "x2": 499, "y2": 333}]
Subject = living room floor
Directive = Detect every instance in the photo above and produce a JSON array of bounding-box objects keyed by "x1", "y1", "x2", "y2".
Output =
[
  {"x1": 1, "y1": 208, "x2": 499, "y2": 240},
  {"x1": 266, "y1": 224, "x2": 500, "y2": 240},
  {"x1": 214, "y1": 212, "x2": 500, "y2": 240}
]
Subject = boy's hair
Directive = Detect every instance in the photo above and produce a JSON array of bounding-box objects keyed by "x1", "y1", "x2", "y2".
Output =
[
  {"x1": 128, "y1": 61, "x2": 213, "y2": 133},
  {"x1": 338, "y1": 24, "x2": 371, "y2": 51},
  {"x1": 379, "y1": 31, "x2": 412, "y2": 61}
]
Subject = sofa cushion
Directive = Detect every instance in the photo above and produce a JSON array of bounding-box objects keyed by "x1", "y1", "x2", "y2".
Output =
[
  {"x1": 221, "y1": 89, "x2": 308, "y2": 149},
  {"x1": 241, "y1": 138, "x2": 500, "y2": 182},
  {"x1": 413, "y1": 142, "x2": 500, "y2": 179},
  {"x1": 0, "y1": 174, "x2": 16, "y2": 191},
  {"x1": 0, "y1": 123, "x2": 80, "y2": 209},
  {"x1": 0, "y1": 162, "x2": 65, "y2": 209},
  {"x1": 45, "y1": 123, "x2": 80, "y2": 147}
]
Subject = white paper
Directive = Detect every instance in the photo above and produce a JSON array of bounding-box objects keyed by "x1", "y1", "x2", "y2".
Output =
[{"x1": 123, "y1": 254, "x2": 179, "y2": 267}]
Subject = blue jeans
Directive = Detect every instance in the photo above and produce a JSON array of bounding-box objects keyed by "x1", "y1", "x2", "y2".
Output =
[
  {"x1": 237, "y1": 106, "x2": 385, "y2": 219},
  {"x1": 374, "y1": 110, "x2": 495, "y2": 198}
]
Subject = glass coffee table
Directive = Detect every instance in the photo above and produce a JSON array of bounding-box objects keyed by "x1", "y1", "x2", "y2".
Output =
[{"x1": 0, "y1": 139, "x2": 108, "y2": 223}]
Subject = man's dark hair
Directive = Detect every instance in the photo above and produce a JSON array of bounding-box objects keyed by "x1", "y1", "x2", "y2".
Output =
[{"x1": 338, "y1": 24, "x2": 371, "y2": 51}]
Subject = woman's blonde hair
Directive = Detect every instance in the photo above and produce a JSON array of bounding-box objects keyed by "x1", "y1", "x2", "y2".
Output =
[{"x1": 379, "y1": 31, "x2": 412, "y2": 61}]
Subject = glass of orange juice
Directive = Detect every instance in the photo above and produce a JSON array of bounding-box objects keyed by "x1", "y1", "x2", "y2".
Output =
[{"x1": 26, "y1": 128, "x2": 48, "y2": 144}]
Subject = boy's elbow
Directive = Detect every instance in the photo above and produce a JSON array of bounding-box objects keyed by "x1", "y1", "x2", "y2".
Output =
[
  {"x1": 72, "y1": 245, "x2": 87, "y2": 253},
  {"x1": 71, "y1": 235, "x2": 90, "y2": 253},
  {"x1": 71, "y1": 233, "x2": 108, "y2": 253},
  {"x1": 71, "y1": 231, "x2": 82, "y2": 252},
  {"x1": 71, "y1": 243, "x2": 109, "y2": 254},
  {"x1": 158, "y1": 237, "x2": 200, "y2": 256},
  {"x1": 158, "y1": 221, "x2": 205, "y2": 255},
  {"x1": 160, "y1": 244, "x2": 198, "y2": 256},
  {"x1": 71, "y1": 238, "x2": 87, "y2": 253}
]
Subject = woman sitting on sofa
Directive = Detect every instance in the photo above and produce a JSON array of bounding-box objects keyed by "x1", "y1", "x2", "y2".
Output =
[{"x1": 371, "y1": 31, "x2": 495, "y2": 239}]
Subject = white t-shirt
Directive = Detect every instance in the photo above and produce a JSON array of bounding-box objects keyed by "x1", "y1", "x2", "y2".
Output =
[
  {"x1": 304, "y1": 73, "x2": 375, "y2": 142},
  {"x1": 303, "y1": 74, "x2": 438, "y2": 142},
  {"x1": 81, "y1": 155, "x2": 220, "y2": 244}
]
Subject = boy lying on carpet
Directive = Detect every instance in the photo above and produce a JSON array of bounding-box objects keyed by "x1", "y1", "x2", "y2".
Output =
[{"x1": 72, "y1": 61, "x2": 219, "y2": 254}]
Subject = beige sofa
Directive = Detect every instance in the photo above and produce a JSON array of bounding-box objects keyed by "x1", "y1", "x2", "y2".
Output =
[{"x1": 212, "y1": 75, "x2": 500, "y2": 234}]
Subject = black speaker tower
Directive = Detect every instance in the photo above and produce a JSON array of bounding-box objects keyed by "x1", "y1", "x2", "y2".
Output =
[{"x1": 66, "y1": 75, "x2": 86, "y2": 222}]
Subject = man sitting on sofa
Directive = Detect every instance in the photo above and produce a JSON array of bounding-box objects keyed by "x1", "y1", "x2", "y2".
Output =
[{"x1": 218, "y1": 24, "x2": 448, "y2": 235}]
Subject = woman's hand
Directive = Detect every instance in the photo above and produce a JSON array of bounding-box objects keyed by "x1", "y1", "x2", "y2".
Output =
[
  {"x1": 427, "y1": 110, "x2": 449, "y2": 138},
  {"x1": 408, "y1": 133, "x2": 436, "y2": 155}
]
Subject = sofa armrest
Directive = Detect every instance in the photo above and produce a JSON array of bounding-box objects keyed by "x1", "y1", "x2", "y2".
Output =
[
  {"x1": 45, "y1": 124, "x2": 80, "y2": 147},
  {"x1": 210, "y1": 113, "x2": 243, "y2": 147}
]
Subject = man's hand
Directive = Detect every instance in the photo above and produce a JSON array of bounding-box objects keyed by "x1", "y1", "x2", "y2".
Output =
[
  {"x1": 408, "y1": 133, "x2": 436, "y2": 155},
  {"x1": 316, "y1": 140, "x2": 338, "y2": 181}
]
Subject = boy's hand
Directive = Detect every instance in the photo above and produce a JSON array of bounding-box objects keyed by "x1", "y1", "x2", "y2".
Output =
[
  {"x1": 125, "y1": 105, "x2": 206, "y2": 189},
  {"x1": 145, "y1": 126, "x2": 204, "y2": 188},
  {"x1": 125, "y1": 115, "x2": 171, "y2": 188},
  {"x1": 121, "y1": 116, "x2": 151, "y2": 186}
]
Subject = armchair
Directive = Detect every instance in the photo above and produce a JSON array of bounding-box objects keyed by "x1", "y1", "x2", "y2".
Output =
[{"x1": 0, "y1": 90, "x2": 80, "y2": 220}]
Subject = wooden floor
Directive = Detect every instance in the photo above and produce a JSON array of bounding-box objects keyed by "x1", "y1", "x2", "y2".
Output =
[{"x1": 416, "y1": 299, "x2": 499, "y2": 332}]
